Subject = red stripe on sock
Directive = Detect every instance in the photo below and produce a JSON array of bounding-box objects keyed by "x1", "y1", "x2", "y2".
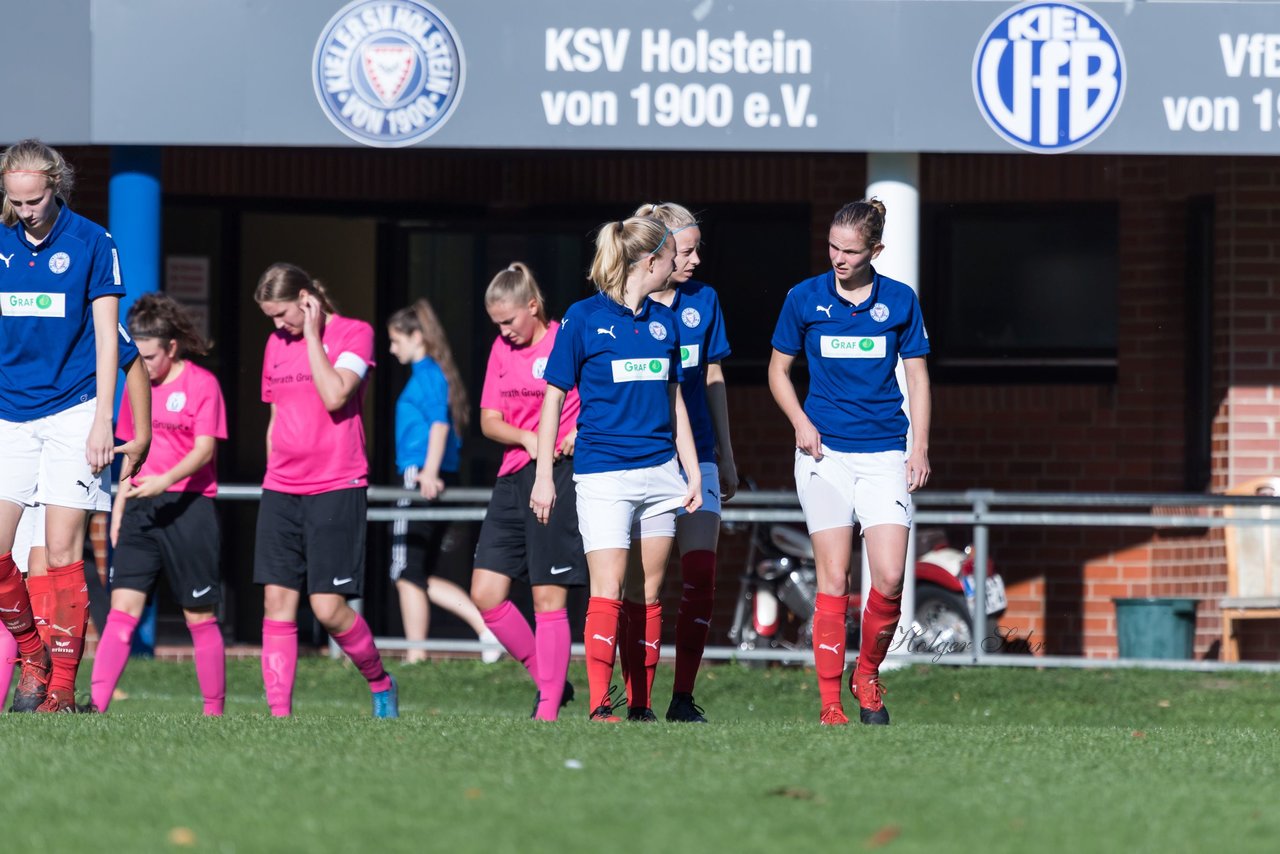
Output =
[
  {"x1": 584, "y1": 597, "x2": 622, "y2": 711},
  {"x1": 47, "y1": 562, "x2": 88, "y2": 696},
  {"x1": 813, "y1": 593, "x2": 849, "y2": 707},
  {"x1": 673, "y1": 550, "x2": 716, "y2": 694},
  {"x1": 858, "y1": 588, "x2": 903, "y2": 676},
  {"x1": 0, "y1": 553, "x2": 41, "y2": 658},
  {"x1": 620, "y1": 598, "x2": 646, "y2": 708}
]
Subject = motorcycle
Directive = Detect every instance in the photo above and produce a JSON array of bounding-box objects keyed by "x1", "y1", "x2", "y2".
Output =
[{"x1": 726, "y1": 517, "x2": 1008, "y2": 659}]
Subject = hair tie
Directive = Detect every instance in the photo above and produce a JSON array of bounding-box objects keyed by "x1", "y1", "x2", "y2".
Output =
[{"x1": 507, "y1": 265, "x2": 518, "y2": 272}]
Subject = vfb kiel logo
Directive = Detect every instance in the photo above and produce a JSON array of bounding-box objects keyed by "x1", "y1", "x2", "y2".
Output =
[
  {"x1": 973, "y1": 2, "x2": 1125, "y2": 153},
  {"x1": 313, "y1": 0, "x2": 466, "y2": 148}
]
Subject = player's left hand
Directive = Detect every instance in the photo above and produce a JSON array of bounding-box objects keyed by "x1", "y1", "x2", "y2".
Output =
[
  {"x1": 87, "y1": 419, "x2": 115, "y2": 474},
  {"x1": 557, "y1": 429, "x2": 577, "y2": 458},
  {"x1": 114, "y1": 437, "x2": 151, "y2": 482},
  {"x1": 417, "y1": 471, "x2": 445, "y2": 500},
  {"x1": 682, "y1": 474, "x2": 704, "y2": 515},
  {"x1": 719, "y1": 456, "x2": 739, "y2": 501},
  {"x1": 125, "y1": 475, "x2": 171, "y2": 500},
  {"x1": 906, "y1": 448, "x2": 931, "y2": 493}
]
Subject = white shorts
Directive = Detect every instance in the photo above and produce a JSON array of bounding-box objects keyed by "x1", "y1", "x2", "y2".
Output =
[
  {"x1": 677, "y1": 461, "x2": 721, "y2": 518},
  {"x1": 574, "y1": 457, "x2": 688, "y2": 553},
  {"x1": 12, "y1": 505, "x2": 44, "y2": 575},
  {"x1": 0, "y1": 399, "x2": 105, "y2": 512},
  {"x1": 794, "y1": 447, "x2": 911, "y2": 534}
]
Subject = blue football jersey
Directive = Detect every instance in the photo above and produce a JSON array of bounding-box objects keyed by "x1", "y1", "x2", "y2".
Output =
[
  {"x1": 0, "y1": 204, "x2": 125, "y2": 420},
  {"x1": 544, "y1": 292, "x2": 683, "y2": 475},
  {"x1": 660, "y1": 280, "x2": 731, "y2": 465},
  {"x1": 771, "y1": 269, "x2": 929, "y2": 453}
]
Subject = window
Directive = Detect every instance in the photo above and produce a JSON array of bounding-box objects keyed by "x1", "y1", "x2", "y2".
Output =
[{"x1": 923, "y1": 202, "x2": 1119, "y2": 382}]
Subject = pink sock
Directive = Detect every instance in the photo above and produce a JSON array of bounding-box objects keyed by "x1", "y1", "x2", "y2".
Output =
[
  {"x1": 331, "y1": 613, "x2": 391, "y2": 694},
  {"x1": 90, "y1": 609, "x2": 139, "y2": 713},
  {"x1": 533, "y1": 608, "x2": 570, "y2": 721},
  {"x1": 481, "y1": 600, "x2": 537, "y2": 683},
  {"x1": 0, "y1": 624, "x2": 17, "y2": 708},
  {"x1": 262, "y1": 619, "x2": 298, "y2": 717},
  {"x1": 188, "y1": 618, "x2": 226, "y2": 716}
]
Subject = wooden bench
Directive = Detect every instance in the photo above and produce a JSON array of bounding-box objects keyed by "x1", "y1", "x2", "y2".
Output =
[{"x1": 1221, "y1": 477, "x2": 1280, "y2": 662}]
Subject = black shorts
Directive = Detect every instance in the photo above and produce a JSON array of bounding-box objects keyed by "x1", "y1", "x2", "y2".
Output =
[
  {"x1": 111, "y1": 492, "x2": 221, "y2": 609},
  {"x1": 254, "y1": 488, "x2": 367, "y2": 597},
  {"x1": 473, "y1": 458, "x2": 587, "y2": 587},
  {"x1": 389, "y1": 468, "x2": 465, "y2": 589}
]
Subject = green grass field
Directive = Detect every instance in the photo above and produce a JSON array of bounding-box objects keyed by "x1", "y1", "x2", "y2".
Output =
[{"x1": 2, "y1": 658, "x2": 1277, "y2": 853}]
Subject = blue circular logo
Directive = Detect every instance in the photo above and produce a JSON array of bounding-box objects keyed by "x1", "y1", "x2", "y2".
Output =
[
  {"x1": 313, "y1": 0, "x2": 465, "y2": 148},
  {"x1": 973, "y1": 2, "x2": 1125, "y2": 153}
]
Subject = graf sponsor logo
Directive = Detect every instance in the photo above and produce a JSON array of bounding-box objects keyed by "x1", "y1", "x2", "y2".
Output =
[
  {"x1": 611, "y1": 357, "x2": 669, "y2": 383},
  {"x1": 679, "y1": 344, "x2": 701, "y2": 369},
  {"x1": 973, "y1": 2, "x2": 1125, "y2": 153},
  {"x1": 313, "y1": 0, "x2": 466, "y2": 148},
  {"x1": 2, "y1": 292, "x2": 66, "y2": 317},
  {"x1": 819, "y1": 336, "x2": 886, "y2": 359}
]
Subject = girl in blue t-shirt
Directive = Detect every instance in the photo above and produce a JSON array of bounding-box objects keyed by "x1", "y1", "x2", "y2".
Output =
[
  {"x1": 618, "y1": 201, "x2": 736, "y2": 724},
  {"x1": 0, "y1": 139, "x2": 149, "y2": 713},
  {"x1": 769, "y1": 198, "x2": 932, "y2": 728},
  {"x1": 387, "y1": 299, "x2": 497, "y2": 664},
  {"x1": 532, "y1": 216, "x2": 703, "y2": 721}
]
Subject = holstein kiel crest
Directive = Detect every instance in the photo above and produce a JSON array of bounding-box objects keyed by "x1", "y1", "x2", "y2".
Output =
[
  {"x1": 973, "y1": 1, "x2": 1125, "y2": 153},
  {"x1": 313, "y1": 0, "x2": 465, "y2": 148}
]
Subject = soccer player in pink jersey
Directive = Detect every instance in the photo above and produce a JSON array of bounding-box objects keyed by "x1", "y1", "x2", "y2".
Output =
[
  {"x1": 90, "y1": 294, "x2": 228, "y2": 715},
  {"x1": 254, "y1": 262, "x2": 397, "y2": 718},
  {"x1": 469, "y1": 263, "x2": 586, "y2": 720}
]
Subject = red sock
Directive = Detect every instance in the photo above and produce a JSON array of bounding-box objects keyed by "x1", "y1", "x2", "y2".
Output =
[
  {"x1": 813, "y1": 593, "x2": 849, "y2": 707},
  {"x1": 642, "y1": 602, "x2": 661, "y2": 705},
  {"x1": 0, "y1": 553, "x2": 42, "y2": 659},
  {"x1": 26, "y1": 572, "x2": 52, "y2": 647},
  {"x1": 858, "y1": 588, "x2": 902, "y2": 677},
  {"x1": 584, "y1": 597, "x2": 622, "y2": 711},
  {"x1": 620, "y1": 598, "x2": 646, "y2": 708},
  {"x1": 47, "y1": 561, "x2": 89, "y2": 697},
  {"x1": 673, "y1": 550, "x2": 716, "y2": 695}
]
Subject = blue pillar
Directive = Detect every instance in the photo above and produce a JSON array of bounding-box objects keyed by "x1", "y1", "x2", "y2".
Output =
[
  {"x1": 109, "y1": 146, "x2": 162, "y2": 658},
  {"x1": 109, "y1": 146, "x2": 162, "y2": 321}
]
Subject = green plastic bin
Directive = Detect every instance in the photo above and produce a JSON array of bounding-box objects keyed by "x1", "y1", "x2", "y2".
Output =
[{"x1": 1113, "y1": 598, "x2": 1198, "y2": 659}]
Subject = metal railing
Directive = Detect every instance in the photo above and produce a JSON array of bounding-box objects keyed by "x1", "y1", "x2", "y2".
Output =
[{"x1": 206, "y1": 483, "x2": 1280, "y2": 672}]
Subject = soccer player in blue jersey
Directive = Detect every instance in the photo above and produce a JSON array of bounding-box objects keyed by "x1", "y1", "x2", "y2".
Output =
[
  {"x1": 1, "y1": 333, "x2": 150, "y2": 711},
  {"x1": 531, "y1": 216, "x2": 703, "y2": 721},
  {"x1": 0, "y1": 139, "x2": 132, "y2": 712},
  {"x1": 386, "y1": 297, "x2": 496, "y2": 664},
  {"x1": 769, "y1": 199, "x2": 931, "y2": 726},
  {"x1": 620, "y1": 202, "x2": 736, "y2": 723}
]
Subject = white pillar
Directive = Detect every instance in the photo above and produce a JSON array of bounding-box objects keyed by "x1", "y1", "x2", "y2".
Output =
[{"x1": 863, "y1": 153, "x2": 920, "y2": 665}]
